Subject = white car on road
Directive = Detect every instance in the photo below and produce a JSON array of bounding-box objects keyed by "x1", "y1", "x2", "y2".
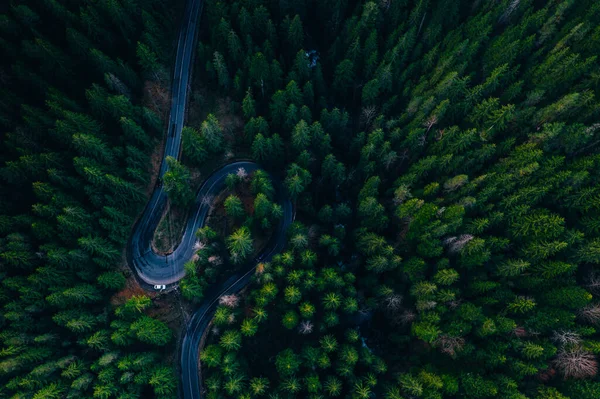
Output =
[{"x1": 154, "y1": 284, "x2": 166, "y2": 290}]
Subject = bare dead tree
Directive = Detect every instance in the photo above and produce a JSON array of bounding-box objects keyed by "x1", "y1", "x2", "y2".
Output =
[
  {"x1": 434, "y1": 335, "x2": 465, "y2": 357},
  {"x1": 416, "y1": 300, "x2": 437, "y2": 311},
  {"x1": 361, "y1": 106, "x2": 378, "y2": 128},
  {"x1": 219, "y1": 294, "x2": 239, "y2": 308},
  {"x1": 447, "y1": 299, "x2": 463, "y2": 310},
  {"x1": 382, "y1": 150, "x2": 398, "y2": 171},
  {"x1": 512, "y1": 326, "x2": 528, "y2": 338},
  {"x1": 236, "y1": 167, "x2": 248, "y2": 180},
  {"x1": 423, "y1": 115, "x2": 438, "y2": 134},
  {"x1": 584, "y1": 123, "x2": 600, "y2": 137},
  {"x1": 444, "y1": 235, "x2": 474, "y2": 253},
  {"x1": 298, "y1": 320, "x2": 313, "y2": 335},
  {"x1": 398, "y1": 310, "x2": 416, "y2": 326},
  {"x1": 551, "y1": 330, "x2": 582, "y2": 347},
  {"x1": 436, "y1": 129, "x2": 445, "y2": 141},
  {"x1": 208, "y1": 255, "x2": 223, "y2": 266},
  {"x1": 585, "y1": 273, "x2": 600, "y2": 295},
  {"x1": 201, "y1": 195, "x2": 214, "y2": 207},
  {"x1": 499, "y1": 0, "x2": 521, "y2": 24},
  {"x1": 579, "y1": 304, "x2": 600, "y2": 324},
  {"x1": 553, "y1": 349, "x2": 598, "y2": 379},
  {"x1": 383, "y1": 294, "x2": 403, "y2": 312}
]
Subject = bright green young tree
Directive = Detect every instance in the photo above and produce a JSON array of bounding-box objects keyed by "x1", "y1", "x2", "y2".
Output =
[{"x1": 227, "y1": 226, "x2": 254, "y2": 264}]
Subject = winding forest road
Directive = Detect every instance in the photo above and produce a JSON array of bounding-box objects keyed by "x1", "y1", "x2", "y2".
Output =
[{"x1": 125, "y1": 0, "x2": 292, "y2": 398}]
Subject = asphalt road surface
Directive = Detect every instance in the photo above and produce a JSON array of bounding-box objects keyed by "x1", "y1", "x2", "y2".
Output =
[{"x1": 125, "y1": 0, "x2": 293, "y2": 397}]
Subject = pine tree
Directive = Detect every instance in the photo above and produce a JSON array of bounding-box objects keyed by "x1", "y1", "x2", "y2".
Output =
[
  {"x1": 213, "y1": 51, "x2": 229, "y2": 89},
  {"x1": 251, "y1": 133, "x2": 271, "y2": 163},
  {"x1": 242, "y1": 88, "x2": 256, "y2": 119},
  {"x1": 130, "y1": 316, "x2": 172, "y2": 346},
  {"x1": 333, "y1": 59, "x2": 355, "y2": 98},
  {"x1": 224, "y1": 195, "x2": 245, "y2": 220},
  {"x1": 201, "y1": 114, "x2": 224, "y2": 153},
  {"x1": 136, "y1": 41, "x2": 160, "y2": 77},
  {"x1": 288, "y1": 15, "x2": 304, "y2": 53},
  {"x1": 182, "y1": 126, "x2": 208, "y2": 165},
  {"x1": 227, "y1": 226, "x2": 253, "y2": 264},
  {"x1": 249, "y1": 52, "x2": 270, "y2": 97},
  {"x1": 163, "y1": 156, "x2": 194, "y2": 207},
  {"x1": 275, "y1": 349, "x2": 301, "y2": 377}
]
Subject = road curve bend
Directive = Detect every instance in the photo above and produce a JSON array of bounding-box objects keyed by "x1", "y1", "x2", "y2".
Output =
[
  {"x1": 126, "y1": 0, "x2": 204, "y2": 287},
  {"x1": 125, "y1": 1, "x2": 293, "y2": 398}
]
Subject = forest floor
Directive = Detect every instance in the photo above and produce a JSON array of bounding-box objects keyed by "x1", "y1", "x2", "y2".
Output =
[
  {"x1": 147, "y1": 141, "x2": 165, "y2": 196},
  {"x1": 152, "y1": 202, "x2": 187, "y2": 254}
]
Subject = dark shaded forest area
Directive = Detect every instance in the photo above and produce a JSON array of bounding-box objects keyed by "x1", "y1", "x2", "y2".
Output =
[
  {"x1": 0, "y1": 0, "x2": 181, "y2": 398},
  {"x1": 2, "y1": 0, "x2": 600, "y2": 398}
]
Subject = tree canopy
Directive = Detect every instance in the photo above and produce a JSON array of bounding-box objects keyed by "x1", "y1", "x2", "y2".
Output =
[{"x1": 3, "y1": 0, "x2": 600, "y2": 398}]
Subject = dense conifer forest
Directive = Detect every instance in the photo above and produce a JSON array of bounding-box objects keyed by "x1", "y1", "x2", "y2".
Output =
[
  {"x1": 0, "y1": 0, "x2": 179, "y2": 397},
  {"x1": 2, "y1": 0, "x2": 600, "y2": 398}
]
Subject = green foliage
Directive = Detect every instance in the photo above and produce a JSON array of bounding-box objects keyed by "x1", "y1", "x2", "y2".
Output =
[
  {"x1": 130, "y1": 316, "x2": 172, "y2": 346},
  {"x1": 5, "y1": 0, "x2": 600, "y2": 398},
  {"x1": 182, "y1": 126, "x2": 208, "y2": 166},
  {"x1": 201, "y1": 114, "x2": 224, "y2": 153},
  {"x1": 275, "y1": 349, "x2": 301, "y2": 377},
  {"x1": 282, "y1": 310, "x2": 299, "y2": 329},
  {"x1": 163, "y1": 156, "x2": 194, "y2": 207},
  {"x1": 224, "y1": 195, "x2": 245, "y2": 220},
  {"x1": 220, "y1": 330, "x2": 242, "y2": 351},
  {"x1": 227, "y1": 226, "x2": 253, "y2": 264},
  {"x1": 460, "y1": 373, "x2": 498, "y2": 398},
  {"x1": 284, "y1": 163, "x2": 312, "y2": 199}
]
